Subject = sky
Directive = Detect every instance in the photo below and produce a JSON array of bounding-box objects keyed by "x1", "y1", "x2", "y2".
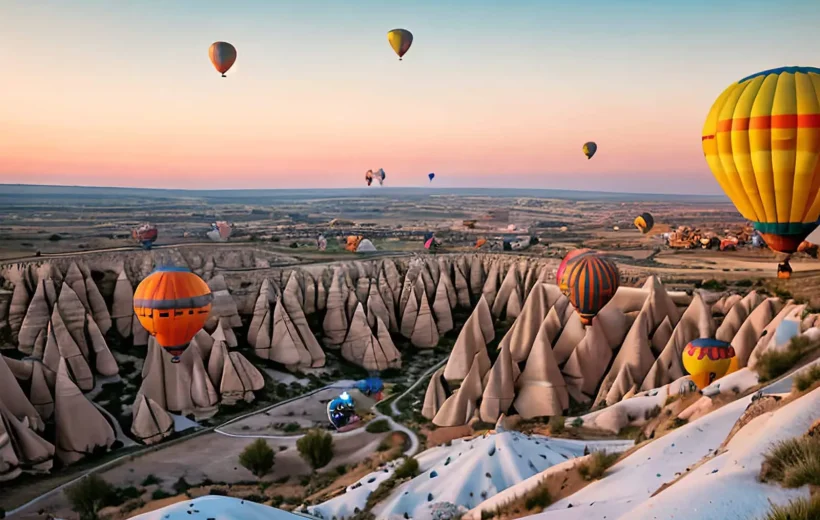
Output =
[{"x1": 1, "y1": 0, "x2": 818, "y2": 194}]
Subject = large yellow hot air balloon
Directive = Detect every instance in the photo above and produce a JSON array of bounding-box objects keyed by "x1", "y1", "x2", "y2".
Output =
[
  {"x1": 209, "y1": 42, "x2": 237, "y2": 77},
  {"x1": 682, "y1": 338, "x2": 736, "y2": 390},
  {"x1": 702, "y1": 67, "x2": 820, "y2": 277},
  {"x1": 387, "y1": 29, "x2": 413, "y2": 60}
]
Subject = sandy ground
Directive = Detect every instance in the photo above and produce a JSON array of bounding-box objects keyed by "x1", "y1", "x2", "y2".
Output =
[
  {"x1": 10, "y1": 430, "x2": 387, "y2": 520},
  {"x1": 220, "y1": 387, "x2": 375, "y2": 435}
]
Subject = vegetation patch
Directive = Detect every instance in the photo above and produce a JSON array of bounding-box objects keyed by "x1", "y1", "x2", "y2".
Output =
[
  {"x1": 365, "y1": 419, "x2": 392, "y2": 433},
  {"x1": 548, "y1": 416, "x2": 565, "y2": 435},
  {"x1": 760, "y1": 435, "x2": 820, "y2": 488},
  {"x1": 793, "y1": 364, "x2": 820, "y2": 392},
  {"x1": 523, "y1": 486, "x2": 552, "y2": 511},
  {"x1": 239, "y1": 438, "x2": 276, "y2": 478},
  {"x1": 755, "y1": 337, "x2": 820, "y2": 382},
  {"x1": 577, "y1": 451, "x2": 620, "y2": 481},
  {"x1": 760, "y1": 495, "x2": 820, "y2": 520},
  {"x1": 297, "y1": 429, "x2": 334, "y2": 470}
]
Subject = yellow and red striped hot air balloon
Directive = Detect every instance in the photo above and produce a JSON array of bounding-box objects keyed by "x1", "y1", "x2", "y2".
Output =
[
  {"x1": 209, "y1": 41, "x2": 237, "y2": 77},
  {"x1": 387, "y1": 29, "x2": 413, "y2": 60},
  {"x1": 565, "y1": 253, "x2": 619, "y2": 325},
  {"x1": 134, "y1": 266, "x2": 213, "y2": 363},
  {"x1": 702, "y1": 67, "x2": 820, "y2": 278}
]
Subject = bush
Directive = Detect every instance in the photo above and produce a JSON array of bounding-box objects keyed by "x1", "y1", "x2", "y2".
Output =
[
  {"x1": 283, "y1": 422, "x2": 301, "y2": 433},
  {"x1": 377, "y1": 438, "x2": 393, "y2": 452},
  {"x1": 172, "y1": 477, "x2": 191, "y2": 495},
  {"x1": 571, "y1": 417, "x2": 584, "y2": 428},
  {"x1": 297, "y1": 429, "x2": 334, "y2": 470},
  {"x1": 365, "y1": 419, "x2": 392, "y2": 433},
  {"x1": 793, "y1": 364, "x2": 820, "y2": 392},
  {"x1": 761, "y1": 495, "x2": 820, "y2": 520},
  {"x1": 645, "y1": 405, "x2": 662, "y2": 421},
  {"x1": 577, "y1": 451, "x2": 620, "y2": 481},
  {"x1": 141, "y1": 474, "x2": 161, "y2": 487},
  {"x1": 756, "y1": 337, "x2": 820, "y2": 382},
  {"x1": 48, "y1": 234, "x2": 62, "y2": 242},
  {"x1": 64, "y1": 474, "x2": 115, "y2": 520},
  {"x1": 335, "y1": 464, "x2": 348, "y2": 475},
  {"x1": 524, "y1": 486, "x2": 552, "y2": 511},
  {"x1": 239, "y1": 438, "x2": 276, "y2": 478},
  {"x1": 548, "y1": 415, "x2": 565, "y2": 434},
  {"x1": 700, "y1": 279, "x2": 726, "y2": 291},
  {"x1": 760, "y1": 436, "x2": 820, "y2": 488},
  {"x1": 393, "y1": 457, "x2": 419, "y2": 479},
  {"x1": 151, "y1": 489, "x2": 172, "y2": 500},
  {"x1": 670, "y1": 417, "x2": 689, "y2": 429}
]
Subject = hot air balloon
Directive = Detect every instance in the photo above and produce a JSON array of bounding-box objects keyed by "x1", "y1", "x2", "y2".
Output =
[
  {"x1": 702, "y1": 66, "x2": 820, "y2": 278},
  {"x1": 208, "y1": 42, "x2": 237, "y2": 77},
  {"x1": 565, "y1": 253, "x2": 619, "y2": 325},
  {"x1": 327, "y1": 391, "x2": 359, "y2": 430},
  {"x1": 557, "y1": 248, "x2": 593, "y2": 295},
  {"x1": 132, "y1": 223, "x2": 158, "y2": 250},
  {"x1": 634, "y1": 212, "x2": 655, "y2": 234},
  {"x1": 682, "y1": 338, "x2": 736, "y2": 390},
  {"x1": 582, "y1": 142, "x2": 597, "y2": 159},
  {"x1": 345, "y1": 235, "x2": 364, "y2": 252},
  {"x1": 133, "y1": 266, "x2": 213, "y2": 363},
  {"x1": 387, "y1": 29, "x2": 413, "y2": 60},
  {"x1": 475, "y1": 238, "x2": 487, "y2": 248},
  {"x1": 317, "y1": 234, "x2": 328, "y2": 251},
  {"x1": 365, "y1": 170, "x2": 374, "y2": 186},
  {"x1": 207, "y1": 221, "x2": 233, "y2": 242},
  {"x1": 428, "y1": 172, "x2": 435, "y2": 182}
]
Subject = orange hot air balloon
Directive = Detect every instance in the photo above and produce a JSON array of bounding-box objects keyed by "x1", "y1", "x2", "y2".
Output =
[
  {"x1": 133, "y1": 266, "x2": 213, "y2": 363},
  {"x1": 475, "y1": 238, "x2": 487, "y2": 248},
  {"x1": 557, "y1": 248, "x2": 593, "y2": 295},
  {"x1": 209, "y1": 41, "x2": 237, "y2": 77}
]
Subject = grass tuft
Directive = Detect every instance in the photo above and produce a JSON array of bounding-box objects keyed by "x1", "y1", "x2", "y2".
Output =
[
  {"x1": 760, "y1": 495, "x2": 820, "y2": 520},
  {"x1": 756, "y1": 336, "x2": 820, "y2": 383},
  {"x1": 577, "y1": 450, "x2": 620, "y2": 481},
  {"x1": 760, "y1": 435, "x2": 820, "y2": 488}
]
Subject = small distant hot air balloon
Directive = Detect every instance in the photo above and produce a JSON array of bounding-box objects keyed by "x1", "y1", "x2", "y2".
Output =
[
  {"x1": 207, "y1": 221, "x2": 233, "y2": 242},
  {"x1": 428, "y1": 173, "x2": 435, "y2": 182},
  {"x1": 634, "y1": 212, "x2": 655, "y2": 234},
  {"x1": 132, "y1": 223, "x2": 158, "y2": 250},
  {"x1": 209, "y1": 42, "x2": 237, "y2": 77},
  {"x1": 475, "y1": 238, "x2": 487, "y2": 248},
  {"x1": 317, "y1": 234, "x2": 327, "y2": 251},
  {"x1": 346, "y1": 235, "x2": 364, "y2": 252},
  {"x1": 702, "y1": 66, "x2": 820, "y2": 277},
  {"x1": 375, "y1": 168, "x2": 386, "y2": 185},
  {"x1": 557, "y1": 248, "x2": 593, "y2": 295},
  {"x1": 387, "y1": 29, "x2": 413, "y2": 60},
  {"x1": 133, "y1": 266, "x2": 213, "y2": 363},
  {"x1": 365, "y1": 170, "x2": 374, "y2": 186},
  {"x1": 682, "y1": 338, "x2": 736, "y2": 390},
  {"x1": 582, "y1": 142, "x2": 597, "y2": 160},
  {"x1": 565, "y1": 253, "x2": 619, "y2": 325}
]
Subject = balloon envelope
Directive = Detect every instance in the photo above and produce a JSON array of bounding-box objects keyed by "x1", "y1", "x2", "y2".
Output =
[
  {"x1": 565, "y1": 253, "x2": 619, "y2": 325},
  {"x1": 387, "y1": 29, "x2": 413, "y2": 59},
  {"x1": 702, "y1": 66, "x2": 820, "y2": 257},
  {"x1": 634, "y1": 212, "x2": 655, "y2": 234},
  {"x1": 132, "y1": 223, "x2": 158, "y2": 250},
  {"x1": 557, "y1": 248, "x2": 593, "y2": 295},
  {"x1": 133, "y1": 266, "x2": 213, "y2": 362},
  {"x1": 428, "y1": 173, "x2": 435, "y2": 182},
  {"x1": 208, "y1": 42, "x2": 237, "y2": 76},
  {"x1": 583, "y1": 142, "x2": 597, "y2": 159},
  {"x1": 682, "y1": 338, "x2": 736, "y2": 390}
]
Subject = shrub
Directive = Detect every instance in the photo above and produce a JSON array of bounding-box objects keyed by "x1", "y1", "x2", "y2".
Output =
[
  {"x1": 524, "y1": 486, "x2": 552, "y2": 511},
  {"x1": 172, "y1": 477, "x2": 191, "y2": 495},
  {"x1": 297, "y1": 429, "x2": 334, "y2": 470},
  {"x1": 283, "y1": 422, "x2": 301, "y2": 433},
  {"x1": 761, "y1": 495, "x2": 820, "y2": 520},
  {"x1": 700, "y1": 279, "x2": 726, "y2": 291},
  {"x1": 141, "y1": 474, "x2": 161, "y2": 487},
  {"x1": 376, "y1": 438, "x2": 393, "y2": 452},
  {"x1": 151, "y1": 489, "x2": 172, "y2": 500},
  {"x1": 64, "y1": 474, "x2": 115, "y2": 520},
  {"x1": 365, "y1": 419, "x2": 392, "y2": 433},
  {"x1": 793, "y1": 364, "x2": 820, "y2": 392},
  {"x1": 756, "y1": 337, "x2": 820, "y2": 382},
  {"x1": 393, "y1": 457, "x2": 420, "y2": 479},
  {"x1": 670, "y1": 417, "x2": 689, "y2": 429},
  {"x1": 548, "y1": 416, "x2": 565, "y2": 435},
  {"x1": 335, "y1": 464, "x2": 348, "y2": 475},
  {"x1": 645, "y1": 405, "x2": 662, "y2": 421},
  {"x1": 577, "y1": 451, "x2": 620, "y2": 481},
  {"x1": 48, "y1": 234, "x2": 62, "y2": 242},
  {"x1": 239, "y1": 438, "x2": 276, "y2": 478},
  {"x1": 760, "y1": 436, "x2": 820, "y2": 488},
  {"x1": 571, "y1": 417, "x2": 584, "y2": 428}
]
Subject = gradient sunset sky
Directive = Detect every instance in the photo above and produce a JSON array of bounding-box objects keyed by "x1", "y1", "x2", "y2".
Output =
[{"x1": 1, "y1": 0, "x2": 818, "y2": 193}]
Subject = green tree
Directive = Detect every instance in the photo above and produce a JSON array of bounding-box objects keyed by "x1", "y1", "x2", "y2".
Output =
[
  {"x1": 239, "y1": 439, "x2": 276, "y2": 478},
  {"x1": 297, "y1": 429, "x2": 334, "y2": 470},
  {"x1": 64, "y1": 474, "x2": 115, "y2": 520}
]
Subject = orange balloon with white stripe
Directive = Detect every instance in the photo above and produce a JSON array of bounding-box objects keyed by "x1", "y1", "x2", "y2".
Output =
[{"x1": 133, "y1": 266, "x2": 213, "y2": 363}]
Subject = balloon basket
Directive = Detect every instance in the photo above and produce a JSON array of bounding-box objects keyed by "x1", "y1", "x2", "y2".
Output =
[{"x1": 171, "y1": 356, "x2": 181, "y2": 364}]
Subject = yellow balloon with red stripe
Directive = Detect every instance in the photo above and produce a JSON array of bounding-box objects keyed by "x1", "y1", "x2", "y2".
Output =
[
  {"x1": 702, "y1": 67, "x2": 820, "y2": 257},
  {"x1": 133, "y1": 266, "x2": 213, "y2": 363},
  {"x1": 682, "y1": 338, "x2": 737, "y2": 390}
]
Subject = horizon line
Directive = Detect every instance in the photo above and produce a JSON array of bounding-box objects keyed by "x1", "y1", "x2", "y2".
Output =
[{"x1": 0, "y1": 182, "x2": 729, "y2": 200}]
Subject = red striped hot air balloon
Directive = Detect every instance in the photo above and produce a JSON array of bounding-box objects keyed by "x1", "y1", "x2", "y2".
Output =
[
  {"x1": 565, "y1": 253, "x2": 619, "y2": 325},
  {"x1": 133, "y1": 266, "x2": 213, "y2": 363},
  {"x1": 557, "y1": 248, "x2": 593, "y2": 295}
]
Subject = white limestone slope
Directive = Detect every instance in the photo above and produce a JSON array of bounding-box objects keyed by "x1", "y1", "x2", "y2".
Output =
[{"x1": 129, "y1": 496, "x2": 305, "y2": 520}]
